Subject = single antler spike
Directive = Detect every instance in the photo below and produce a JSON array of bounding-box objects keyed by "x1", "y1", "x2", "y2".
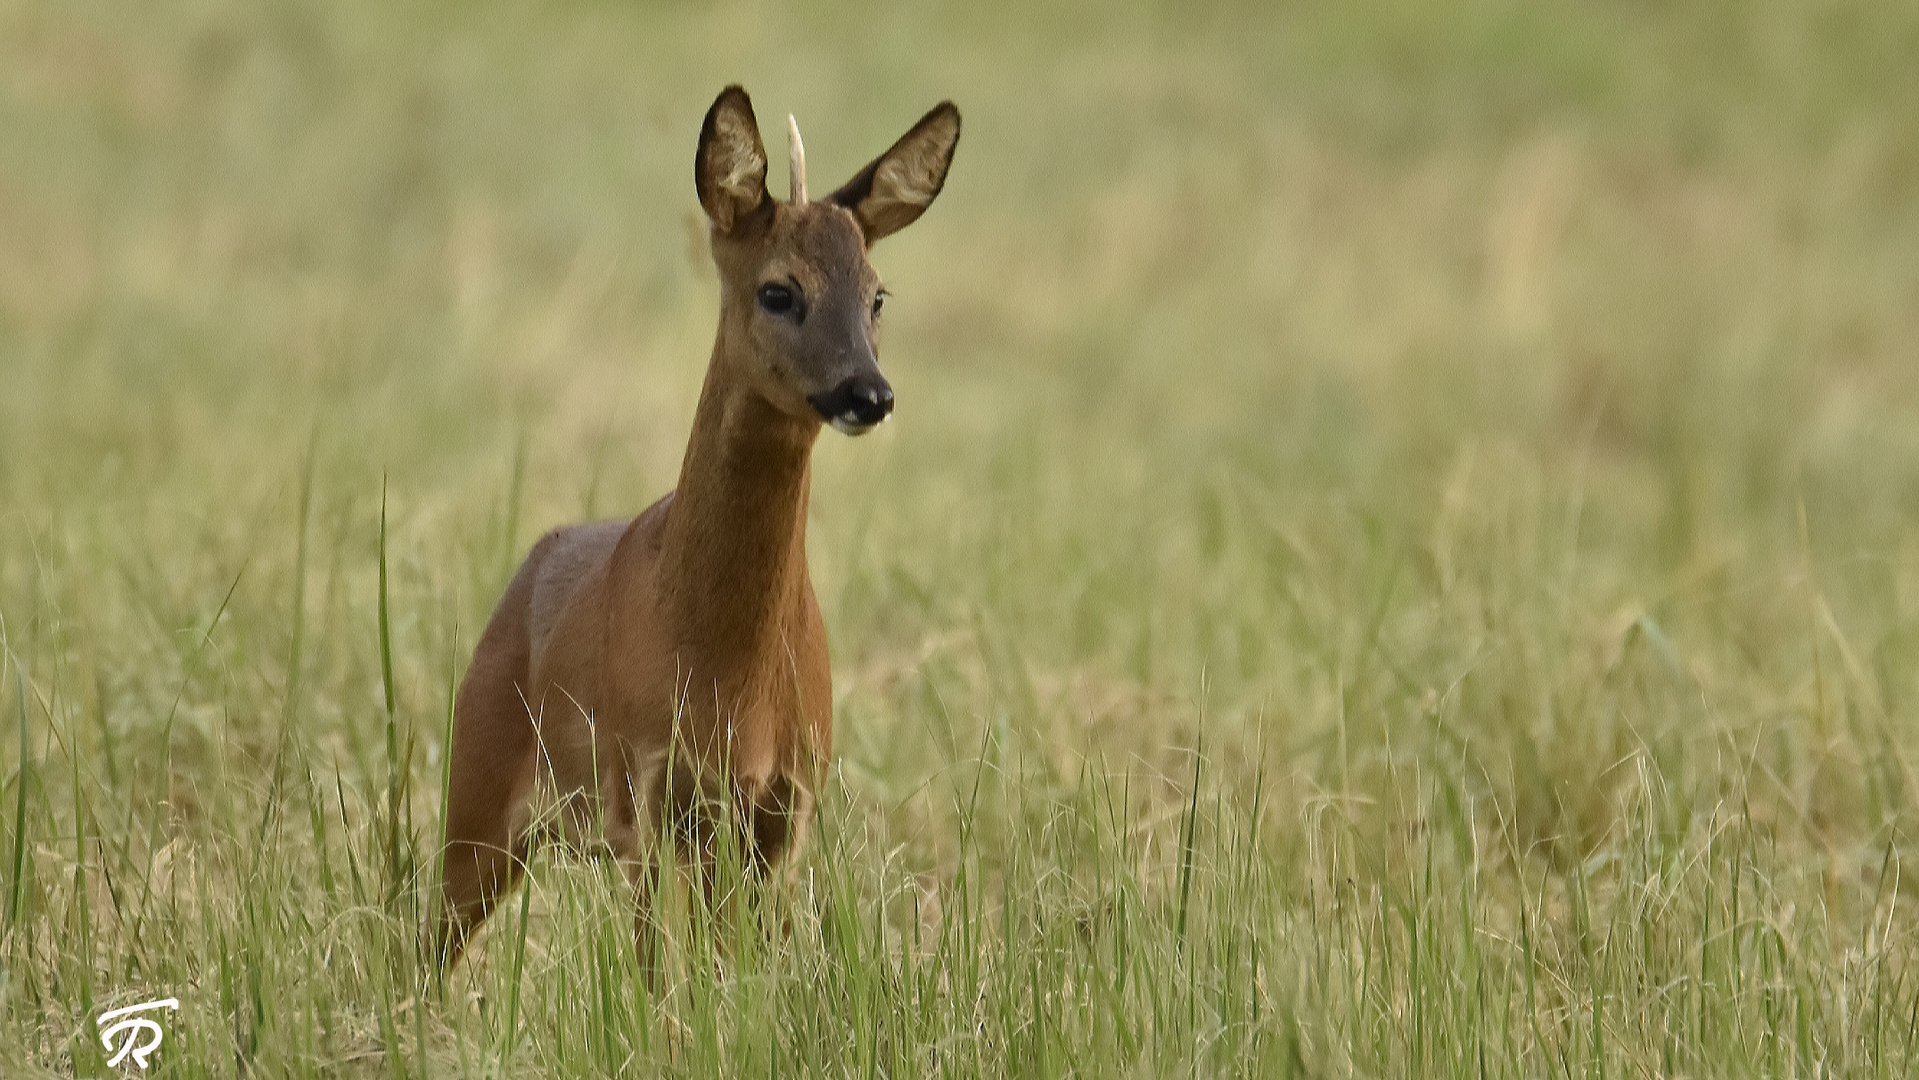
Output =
[{"x1": 787, "y1": 114, "x2": 808, "y2": 206}]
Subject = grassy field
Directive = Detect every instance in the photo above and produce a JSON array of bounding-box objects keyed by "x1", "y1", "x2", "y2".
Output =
[{"x1": 5, "y1": 0, "x2": 1919, "y2": 1075}]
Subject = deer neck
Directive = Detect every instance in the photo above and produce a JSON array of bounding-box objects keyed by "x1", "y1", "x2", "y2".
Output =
[{"x1": 654, "y1": 335, "x2": 819, "y2": 683}]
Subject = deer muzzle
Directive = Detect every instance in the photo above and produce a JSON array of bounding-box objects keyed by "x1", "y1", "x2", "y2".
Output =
[{"x1": 809, "y1": 373, "x2": 894, "y2": 435}]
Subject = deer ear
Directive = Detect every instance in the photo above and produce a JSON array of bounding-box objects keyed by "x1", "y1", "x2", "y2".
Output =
[
  {"x1": 827, "y1": 102, "x2": 960, "y2": 245},
  {"x1": 696, "y1": 86, "x2": 770, "y2": 234}
]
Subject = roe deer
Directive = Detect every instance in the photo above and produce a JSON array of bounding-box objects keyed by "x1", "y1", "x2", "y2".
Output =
[{"x1": 436, "y1": 86, "x2": 960, "y2": 968}]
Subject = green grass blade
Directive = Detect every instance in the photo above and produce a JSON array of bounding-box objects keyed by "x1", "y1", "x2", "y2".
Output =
[
  {"x1": 7, "y1": 651, "x2": 30, "y2": 936},
  {"x1": 378, "y1": 475, "x2": 396, "y2": 718}
]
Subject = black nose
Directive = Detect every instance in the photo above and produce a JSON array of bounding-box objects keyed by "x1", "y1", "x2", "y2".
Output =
[{"x1": 808, "y1": 375, "x2": 895, "y2": 428}]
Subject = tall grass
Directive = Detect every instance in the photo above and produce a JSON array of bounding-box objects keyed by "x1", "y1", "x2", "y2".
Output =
[{"x1": 4, "y1": 0, "x2": 1919, "y2": 1074}]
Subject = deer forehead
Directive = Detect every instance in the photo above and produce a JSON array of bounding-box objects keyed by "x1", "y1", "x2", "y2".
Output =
[{"x1": 747, "y1": 203, "x2": 874, "y2": 293}]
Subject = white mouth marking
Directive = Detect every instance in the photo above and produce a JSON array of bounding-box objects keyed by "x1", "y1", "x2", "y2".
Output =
[{"x1": 830, "y1": 412, "x2": 887, "y2": 436}]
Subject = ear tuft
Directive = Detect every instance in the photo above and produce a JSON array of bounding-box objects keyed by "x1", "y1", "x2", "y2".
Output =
[
  {"x1": 828, "y1": 102, "x2": 961, "y2": 245},
  {"x1": 696, "y1": 85, "x2": 770, "y2": 234}
]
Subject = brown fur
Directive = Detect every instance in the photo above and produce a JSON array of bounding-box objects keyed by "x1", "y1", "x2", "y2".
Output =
[{"x1": 437, "y1": 86, "x2": 959, "y2": 968}]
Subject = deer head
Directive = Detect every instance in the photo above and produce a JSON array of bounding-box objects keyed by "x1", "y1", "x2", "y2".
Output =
[{"x1": 694, "y1": 86, "x2": 961, "y2": 435}]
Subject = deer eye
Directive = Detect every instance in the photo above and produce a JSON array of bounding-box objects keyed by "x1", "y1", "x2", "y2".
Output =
[
  {"x1": 757, "y1": 283, "x2": 799, "y2": 317},
  {"x1": 871, "y1": 290, "x2": 888, "y2": 318}
]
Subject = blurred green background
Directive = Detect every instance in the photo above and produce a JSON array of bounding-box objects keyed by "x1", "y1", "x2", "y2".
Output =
[{"x1": 4, "y1": 0, "x2": 1919, "y2": 1074}]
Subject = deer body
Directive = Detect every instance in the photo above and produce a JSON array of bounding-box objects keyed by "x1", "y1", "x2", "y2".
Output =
[{"x1": 438, "y1": 87, "x2": 959, "y2": 967}]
